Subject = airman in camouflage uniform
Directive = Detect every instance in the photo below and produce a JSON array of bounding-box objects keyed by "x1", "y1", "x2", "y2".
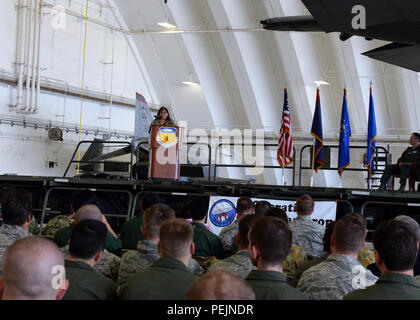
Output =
[
  {"x1": 219, "y1": 220, "x2": 239, "y2": 254},
  {"x1": 61, "y1": 245, "x2": 121, "y2": 282},
  {"x1": 297, "y1": 214, "x2": 378, "y2": 300},
  {"x1": 0, "y1": 191, "x2": 33, "y2": 275},
  {"x1": 219, "y1": 197, "x2": 254, "y2": 255},
  {"x1": 0, "y1": 224, "x2": 32, "y2": 275},
  {"x1": 209, "y1": 214, "x2": 259, "y2": 278},
  {"x1": 44, "y1": 215, "x2": 72, "y2": 239},
  {"x1": 345, "y1": 219, "x2": 420, "y2": 300},
  {"x1": 117, "y1": 239, "x2": 204, "y2": 285},
  {"x1": 207, "y1": 249, "x2": 256, "y2": 279},
  {"x1": 283, "y1": 244, "x2": 307, "y2": 279},
  {"x1": 289, "y1": 216, "x2": 324, "y2": 258},
  {"x1": 297, "y1": 253, "x2": 378, "y2": 299}
]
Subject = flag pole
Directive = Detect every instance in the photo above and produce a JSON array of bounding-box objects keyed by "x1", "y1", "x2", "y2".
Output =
[
  {"x1": 282, "y1": 83, "x2": 287, "y2": 186},
  {"x1": 311, "y1": 139, "x2": 315, "y2": 187}
]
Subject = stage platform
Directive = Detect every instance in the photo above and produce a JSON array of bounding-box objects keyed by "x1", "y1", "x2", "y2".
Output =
[{"x1": 1, "y1": 174, "x2": 419, "y2": 238}]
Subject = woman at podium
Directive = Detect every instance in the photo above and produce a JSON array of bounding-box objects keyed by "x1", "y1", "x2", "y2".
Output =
[{"x1": 151, "y1": 106, "x2": 177, "y2": 126}]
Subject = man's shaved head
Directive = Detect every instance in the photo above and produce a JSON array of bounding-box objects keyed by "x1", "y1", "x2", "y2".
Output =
[
  {"x1": 2, "y1": 236, "x2": 67, "y2": 300},
  {"x1": 74, "y1": 204, "x2": 102, "y2": 223},
  {"x1": 186, "y1": 269, "x2": 255, "y2": 300}
]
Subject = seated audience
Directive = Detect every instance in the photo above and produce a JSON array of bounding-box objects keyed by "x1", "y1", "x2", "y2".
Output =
[
  {"x1": 254, "y1": 200, "x2": 271, "y2": 217},
  {"x1": 186, "y1": 269, "x2": 255, "y2": 300},
  {"x1": 44, "y1": 189, "x2": 94, "y2": 239},
  {"x1": 120, "y1": 193, "x2": 161, "y2": 250},
  {"x1": 292, "y1": 221, "x2": 335, "y2": 287},
  {"x1": 345, "y1": 219, "x2": 420, "y2": 299},
  {"x1": 289, "y1": 194, "x2": 324, "y2": 258},
  {"x1": 0, "y1": 236, "x2": 68, "y2": 300},
  {"x1": 264, "y1": 207, "x2": 307, "y2": 279},
  {"x1": 0, "y1": 184, "x2": 16, "y2": 229},
  {"x1": 297, "y1": 213, "x2": 377, "y2": 300},
  {"x1": 190, "y1": 198, "x2": 224, "y2": 260},
  {"x1": 118, "y1": 204, "x2": 203, "y2": 285},
  {"x1": 219, "y1": 196, "x2": 254, "y2": 256},
  {"x1": 0, "y1": 191, "x2": 33, "y2": 274},
  {"x1": 176, "y1": 196, "x2": 195, "y2": 219},
  {"x1": 245, "y1": 216, "x2": 308, "y2": 300},
  {"x1": 358, "y1": 244, "x2": 375, "y2": 268},
  {"x1": 63, "y1": 219, "x2": 117, "y2": 300},
  {"x1": 59, "y1": 204, "x2": 121, "y2": 282},
  {"x1": 207, "y1": 215, "x2": 258, "y2": 279},
  {"x1": 54, "y1": 200, "x2": 121, "y2": 256},
  {"x1": 367, "y1": 215, "x2": 420, "y2": 277},
  {"x1": 118, "y1": 218, "x2": 197, "y2": 300}
]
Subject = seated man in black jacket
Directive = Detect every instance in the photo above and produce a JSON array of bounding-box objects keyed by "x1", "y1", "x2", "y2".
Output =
[{"x1": 379, "y1": 132, "x2": 420, "y2": 191}]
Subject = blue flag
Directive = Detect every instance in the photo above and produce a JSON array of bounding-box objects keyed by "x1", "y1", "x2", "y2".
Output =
[
  {"x1": 366, "y1": 87, "x2": 377, "y2": 174},
  {"x1": 338, "y1": 88, "x2": 352, "y2": 176},
  {"x1": 311, "y1": 88, "x2": 324, "y2": 172}
]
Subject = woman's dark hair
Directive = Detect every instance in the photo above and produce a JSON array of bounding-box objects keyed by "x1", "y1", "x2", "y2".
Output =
[{"x1": 158, "y1": 106, "x2": 172, "y2": 121}]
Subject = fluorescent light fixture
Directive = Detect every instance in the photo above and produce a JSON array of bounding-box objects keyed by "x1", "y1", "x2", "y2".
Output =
[
  {"x1": 182, "y1": 81, "x2": 200, "y2": 86},
  {"x1": 158, "y1": 22, "x2": 176, "y2": 29},
  {"x1": 314, "y1": 80, "x2": 330, "y2": 86}
]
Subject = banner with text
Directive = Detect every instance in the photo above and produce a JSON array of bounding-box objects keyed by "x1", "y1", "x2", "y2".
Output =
[{"x1": 207, "y1": 196, "x2": 337, "y2": 236}]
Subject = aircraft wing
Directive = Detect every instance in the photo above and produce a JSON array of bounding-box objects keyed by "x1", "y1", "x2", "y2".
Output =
[
  {"x1": 301, "y1": 0, "x2": 420, "y2": 33},
  {"x1": 261, "y1": 0, "x2": 420, "y2": 45},
  {"x1": 362, "y1": 43, "x2": 420, "y2": 72}
]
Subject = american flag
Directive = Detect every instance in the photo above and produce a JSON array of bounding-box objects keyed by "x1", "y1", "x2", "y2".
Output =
[{"x1": 277, "y1": 88, "x2": 294, "y2": 168}]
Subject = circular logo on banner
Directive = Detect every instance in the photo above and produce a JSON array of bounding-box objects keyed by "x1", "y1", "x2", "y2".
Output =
[
  {"x1": 156, "y1": 127, "x2": 178, "y2": 148},
  {"x1": 209, "y1": 199, "x2": 236, "y2": 228}
]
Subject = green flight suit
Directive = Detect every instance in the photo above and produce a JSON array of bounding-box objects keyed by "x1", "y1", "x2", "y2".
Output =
[
  {"x1": 191, "y1": 222, "x2": 224, "y2": 259},
  {"x1": 118, "y1": 256, "x2": 197, "y2": 300},
  {"x1": 344, "y1": 272, "x2": 420, "y2": 300},
  {"x1": 120, "y1": 214, "x2": 144, "y2": 250},
  {"x1": 245, "y1": 269, "x2": 309, "y2": 300},
  {"x1": 54, "y1": 225, "x2": 122, "y2": 256},
  {"x1": 63, "y1": 260, "x2": 117, "y2": 300}
]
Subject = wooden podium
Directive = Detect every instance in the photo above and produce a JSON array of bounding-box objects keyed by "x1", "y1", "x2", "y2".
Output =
[{"x1": 148, "y1": 125, "x2": 184, "y2": 180}]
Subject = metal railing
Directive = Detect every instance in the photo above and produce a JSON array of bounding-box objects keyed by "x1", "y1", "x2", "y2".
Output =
[
  {"x1": 38, "y1": 186, "x2": 133, "y2": 235},
  {"x1": 63, "y1": 140, "x2": 134, "y2": 179},
  {"x1": 134, "y1": 141, "x2": 213, "y2": 182},
  {"x1": 298, "y1": 145, "x2": 389, "y2": 187},
  {"x1": 130, "y1": 190, "x2": 212, "y2": 219},
  {"x1": 213, "y1": 143, "x2": 296, "y2": 185}
]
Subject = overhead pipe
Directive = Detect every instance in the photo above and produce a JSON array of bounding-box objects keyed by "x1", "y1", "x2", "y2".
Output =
[
  {"x1": 22, "y1": 0, "x2": 33, "y2": 112},
  {"x1": 33, "y1": 0, "x2": 43, "y2": 113},
  {"x1": 15, "y1": 0, "x2": 25, "y2": 110},
  {"x1": 30, "y1": 0, "x2": 39, "y2": 112}
]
